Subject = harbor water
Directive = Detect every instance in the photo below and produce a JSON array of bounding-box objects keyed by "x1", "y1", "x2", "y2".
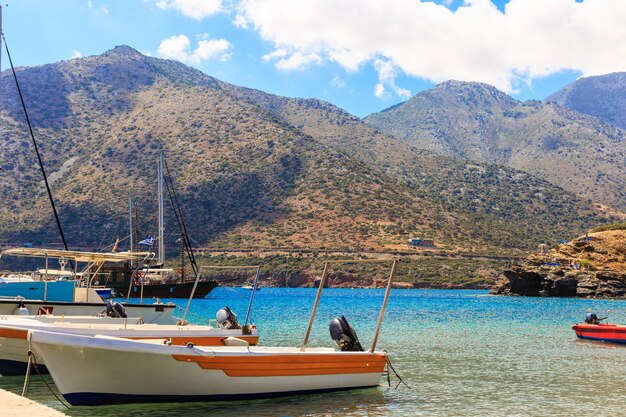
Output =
[{"x1": 1, "y1": 288, "x2": 626, "y2": 416}]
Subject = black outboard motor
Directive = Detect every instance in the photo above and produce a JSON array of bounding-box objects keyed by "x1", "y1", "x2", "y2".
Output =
[
  {"x1": 329, "y1": 316, "x2": 363, "y2": 352},
  {"x1": 584, "y1": 312, "x2": 598, "y2": 324},
  {"x1": 216, "y1": 306, "x2": 241, "y2": 329},
  {"x1": 105, "y1": 299, "x2": 127, "y2": 318}
]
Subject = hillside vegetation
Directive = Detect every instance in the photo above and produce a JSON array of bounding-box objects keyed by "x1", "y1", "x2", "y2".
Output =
[
  {"x1": 365, "y1": 80, "x2": 626, "y2": 210},
  {"x1": 0, "y1": 46, "x2": 621, "y2": 258}
]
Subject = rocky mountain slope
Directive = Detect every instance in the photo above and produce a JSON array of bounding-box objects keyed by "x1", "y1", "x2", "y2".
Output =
[
  {"x1": 492, "y1": 225, "x2": 626, "y2": 298},
  {"x1": 365, "y1": 81, "x2": 626, "y2": 211},
  {"x1": 0, "y1": 46, "x2": 619, "y2": 256},
  {"x1": 547, "y1": 72, "x2": 626, "y2": 130}
]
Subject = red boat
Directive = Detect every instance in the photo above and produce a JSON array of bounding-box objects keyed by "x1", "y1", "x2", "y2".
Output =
[{"x1": 572, "y1": 323, "x2": 626, "y2": 344}]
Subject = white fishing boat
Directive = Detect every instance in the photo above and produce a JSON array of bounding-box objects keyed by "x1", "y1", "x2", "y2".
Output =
[
  {"x1": 28, "y1": 259, "x2": 398, "y2": 406},
  {"x1": 0, "y1": 309, "x2": 259, "y2": 376},
  {"x1": 29, "y1": 331, "x2": 386, "y2": 405}
]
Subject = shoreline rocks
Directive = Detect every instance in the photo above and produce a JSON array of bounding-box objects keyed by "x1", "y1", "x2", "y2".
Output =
[
  {"x1": 491, "y1": 229, "x2": 626, "y2": 298},
  {"x1": 491, "y1": 265, "x2": 626, "y2": 297}
]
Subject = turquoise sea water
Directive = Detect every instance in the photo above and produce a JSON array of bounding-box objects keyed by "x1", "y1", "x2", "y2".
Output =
[{"x1": 2, "y1": 288, "x2": 626, "y2": 416}]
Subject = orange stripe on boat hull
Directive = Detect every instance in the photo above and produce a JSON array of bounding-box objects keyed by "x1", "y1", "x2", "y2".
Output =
[
  {"x1": 172, "y1": 353, "x2": 387, "y2": 377},
  {"x1": 126, "y1": 336, "x2": 259, "y2": 346},
  {"x1": 0, "y1": 329, "x2": 258, "y2": 346},
  {"x1": 0, "y1": 328, "x2": 28, "y2": 340}
]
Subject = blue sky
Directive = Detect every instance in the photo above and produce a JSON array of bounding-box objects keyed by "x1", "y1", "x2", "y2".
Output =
[{"x1": 1, "y1": 0, "x2": 623, "y2": 117}]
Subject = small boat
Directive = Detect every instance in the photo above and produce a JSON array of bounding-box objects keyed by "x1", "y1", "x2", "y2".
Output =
[
  {"x1": 572, "y1": 323, "x2": 626, "y2": 344},
  {"x1": 0, "y1": 308, "x2": 259, "y2": 376},
  {"x1": 27, "y1": 259, "x2": 398, "y2": 406},
  {"x1": 29, "y1": 330, "x2": 386, "y2": 405},
  {"x1": 242, "y1": 285, "x2": 261, "y2": 291}
]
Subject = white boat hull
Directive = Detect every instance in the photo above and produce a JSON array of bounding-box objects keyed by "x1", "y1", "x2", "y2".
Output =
[
  {"x1": 30, "y1": 330, "x2": 387, "y2": 406},
  {"x1": 0, "y1": 299, "x2": 176, "y2": 324},
  {"x1": 0, "y1": 318, "x2": 259, "y2": 376}
]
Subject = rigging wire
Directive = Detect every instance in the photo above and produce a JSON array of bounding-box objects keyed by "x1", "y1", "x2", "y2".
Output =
[
  {"x1": 3, "y1": 34, "x2": 71, "y2": 257},
  {"x1": 163, "y1": 155, "x2": 199, "y2": 277}
]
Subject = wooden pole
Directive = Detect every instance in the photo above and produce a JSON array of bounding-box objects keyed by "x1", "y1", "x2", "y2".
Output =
[
  {"x1": 243, "y1": 266, "x2": 261, "y2": 328},
  {"x1": 301, "y1": 261, "x2": 330, "y2": 351},
  {"x1": 370, "y1": 259, "x2": 397, "y2": 352}
]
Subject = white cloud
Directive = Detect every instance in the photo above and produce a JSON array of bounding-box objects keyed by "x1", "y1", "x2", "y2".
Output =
[
  {"x1": 262, "y1": 49, "x2": 321, "y2": 70},
  {"x1": 374, "y1": 59, "x2": 411, "y2": 99},
  {"x1": 261, "y1": 49, "x2": 287, "y2": 62},
  {"x1": 275, "y1": 52, "x2": 322, "y2": 71},
  {"x1": 156, "y1": 0, "x2": 221, "y2": 20},
  {"x1": 233, "y1": 14, "x2": 248, "y2": 28},
  {"x1": 88, "y1": 1, "x2": 109, "y2": 14},
  {"x1": 157, "y1": 34, "x2": 232, "y2": 65},
  {"x1": 71, "y1": 50, "x2": 83, "y2": 59},
  {"x1": 330, "y1": 76, "x2": 346, "y2": 89},
  {"x1": 237, "y1": 0, "x2": 626, "y2": 97}
]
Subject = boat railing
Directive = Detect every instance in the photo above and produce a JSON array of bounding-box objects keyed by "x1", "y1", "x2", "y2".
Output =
[
  {"x1": 179, "y1": 265, "x2": 261, "y2": 325},
  {"x1": 301, "y1": 258, "x2": 398, "y2": 353}
]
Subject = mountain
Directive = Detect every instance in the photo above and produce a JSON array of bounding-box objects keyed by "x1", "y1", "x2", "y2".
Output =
[
  {"x1": 364, "y1": 81, "x2": 626, "y2": 210},
  {"x1": 547, "y1": 72, "x2": 626, "y2": 130},
  {"x1": 0, "y1": 47, "x2": 619, "y2": 256}
]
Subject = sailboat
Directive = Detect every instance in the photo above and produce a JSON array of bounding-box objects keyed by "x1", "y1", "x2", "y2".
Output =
[{"x1": 105, "y1": 154, "x2": 218, "y2": 299}]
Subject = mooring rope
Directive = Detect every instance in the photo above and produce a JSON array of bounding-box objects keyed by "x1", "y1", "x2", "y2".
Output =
[{"x1": 22, "y1": 334, "x2": 70, "y2": 408}]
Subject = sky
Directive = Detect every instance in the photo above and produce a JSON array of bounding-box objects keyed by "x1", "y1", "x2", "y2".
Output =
[{"x1": 1, "y1": 0, "x2": 625, "y2": 117}]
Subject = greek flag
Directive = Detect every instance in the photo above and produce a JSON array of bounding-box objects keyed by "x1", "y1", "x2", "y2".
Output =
[{"x1": 138, "y1": 236, "x2": 155, "y2": 246}]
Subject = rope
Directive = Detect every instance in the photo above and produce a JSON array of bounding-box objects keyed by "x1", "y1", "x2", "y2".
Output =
[
  {"x1": 22, "y1": 333, "x2": 70, "y2": 408},
  {"x1": 26, "y1": 350, "x2": 70, "y2": 408},
  {"x1": 383, "y1": 353, "x2": 410, "y2": 389}
]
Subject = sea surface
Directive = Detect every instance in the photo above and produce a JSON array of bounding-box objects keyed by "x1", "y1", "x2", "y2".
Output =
[{"x1": 2, "y1": 287, "x2": 626, "y2": 416}]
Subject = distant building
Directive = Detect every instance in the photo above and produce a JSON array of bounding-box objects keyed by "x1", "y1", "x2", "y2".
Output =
[{"x1": 408, "y1": 237, "x2": 435, "y2": 247}]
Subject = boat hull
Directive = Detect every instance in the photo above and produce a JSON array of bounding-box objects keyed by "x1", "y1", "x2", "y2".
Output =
[
  {"x1": 0, "y1": 299, "x2": 177, "y2": 324},
  {"x1": 31, "y1": 330, "x2": 387, "y2": 406},
  {"x1": 572, "y1": 323, "x2": 626, "y2": 344},
  {"x1": 111, "y1": 280, "x2": 218, "y2": 299},
  {"x1": 0, "y1": 319, "x2": 259, "y2": 376}
]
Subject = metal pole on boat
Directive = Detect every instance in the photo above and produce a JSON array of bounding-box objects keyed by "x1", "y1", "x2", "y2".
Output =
[
  {"x1": 180, "y1": 269, "x2": 201, "y2": 325},
  {"x1": 243, "y1": 266, "x2": 261, "y2": 329},
  {"x1": 301, "y1": 261, "x2": 330, "y2": 351},
  {"x1": 370, "y1": 259, "x2": 398, "y2": 352},
  {"x1": 158, "y1": 153, "x2": 165, "y2": 267},
  {"x1": 129, "y1": 192, "x2": 133, "y2": 255}
]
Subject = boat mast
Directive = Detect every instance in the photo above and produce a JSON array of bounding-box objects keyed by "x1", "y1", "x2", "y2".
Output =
[
  {"x1": 129, "y1": 192, "x2": 133, "y2": 253},
  {"x1": 158, "y1": 153, "x2": 165, "y2": 265}
]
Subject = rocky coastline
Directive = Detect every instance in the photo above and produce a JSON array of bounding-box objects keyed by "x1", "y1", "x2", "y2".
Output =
[{"x1": 492, "y1": 229, "x2": 626, "y2": 298}]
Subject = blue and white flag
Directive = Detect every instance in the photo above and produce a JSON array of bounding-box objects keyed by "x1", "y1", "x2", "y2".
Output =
[{"x1": 138, "y1": 236, "x2": 155, "y2": 246}]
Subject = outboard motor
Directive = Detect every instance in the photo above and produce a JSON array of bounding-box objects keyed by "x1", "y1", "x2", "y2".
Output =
[
  {"x1": 584, "y1": 312, "x2": 599, "y2": 324},
  {"x1": 216, "y1": 306, "x2": 241, "y2": 329},
  {"x1": 329, "y1": 316, "x2": 363, "y2": 352},
  {"x1": 15, "y1": 301, "x2": 30, "y2": 315},
  {"x1": 105, "y1": 299, "x2": 127, "y2": 318}
]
